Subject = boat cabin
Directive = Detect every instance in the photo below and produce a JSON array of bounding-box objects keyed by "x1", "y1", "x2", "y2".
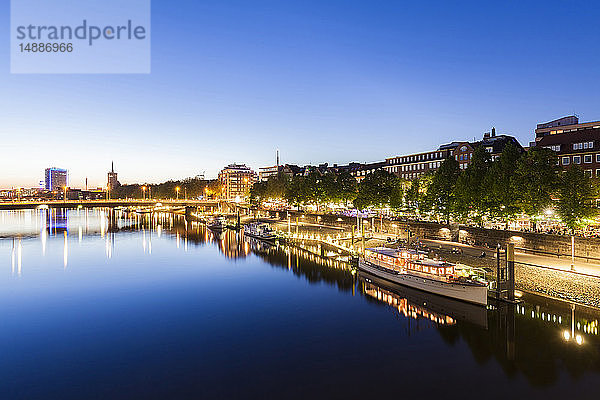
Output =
[{"x1": 364, "y1": 247, "x2": 455, "y2": 278}]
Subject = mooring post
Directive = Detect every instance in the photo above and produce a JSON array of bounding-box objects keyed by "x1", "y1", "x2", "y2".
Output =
[
  {"x1": 362, "y1": 220, "x2": 365, "y2": 256},
  {"x1": 506, "y1": 242, "x2": 515, "y2": 302},
  {"x1": 496, "y1": 244, "x2": 501, "y2": 298}
]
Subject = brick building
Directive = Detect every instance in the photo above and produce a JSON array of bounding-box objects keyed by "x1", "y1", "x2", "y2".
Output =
[
  {"x1": 536, "y1": 116, "x2": 600, "y2": 177},
  {"x1": 385, "y1": 128, "x2": 524, "y2": 180}
]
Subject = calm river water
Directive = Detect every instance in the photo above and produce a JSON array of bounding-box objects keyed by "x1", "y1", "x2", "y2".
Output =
[{"x1": 0, "y1": 209, "x2": 599, "y2": 399}]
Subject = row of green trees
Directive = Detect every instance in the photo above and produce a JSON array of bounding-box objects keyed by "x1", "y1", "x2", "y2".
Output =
[
  {"x1": 113, "y1": 177, "x2": 220, "y2": 199},
  {"x1": 251, "y1": 170, "x2": 358, "y2": 210},
  {"x1": 407, "y1": 144, "x2": 597, "y2": 230},
  {"x1": 250, "y1": 145, "x2": 599, "y2": 230}
]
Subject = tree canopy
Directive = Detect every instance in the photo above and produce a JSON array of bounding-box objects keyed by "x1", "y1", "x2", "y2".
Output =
[
  {"x1": 353, "y1": 169, "x2": 402, "y2": 210},
  {"x1": 426, "y1": 156, "x2": 460, "y2": 223},
  {"x1": 557, "y1": 165, "x2": 598, "y2": 231}
]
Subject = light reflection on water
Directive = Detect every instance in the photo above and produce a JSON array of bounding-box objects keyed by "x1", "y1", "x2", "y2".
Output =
[{"x1": 0, "y1": 209, "x2": 599, "y2": 398}]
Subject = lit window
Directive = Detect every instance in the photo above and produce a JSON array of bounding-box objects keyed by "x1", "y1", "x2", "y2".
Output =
[
  {"x1": 562, "y1": 157, "x2": 570, "y2": 165},
  {"x1": 585, "y1": 155, "x2": 592, "y2": 163},
  {"x1": 585, "y1": 170, "x2": 593, "y2": 177},
  {"x1": 574, "y1": 156, "x2": 581, "y2": 164}
]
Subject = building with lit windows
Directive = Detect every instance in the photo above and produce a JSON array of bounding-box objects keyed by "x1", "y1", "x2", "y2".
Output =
[
  {"x1": 535, "y1": 116, "x2": 600, "y2": 177},
  {"x1": 384, "y1": 149, "x2": 451, "y2": 180},
  {"x1": 44, "y1": 167, "x2": 67, "y2": 191},
  {"x1": 218, "y1": 164, "x2": 257, "y2": 200},
  {"x1": 349, "y1": 161, "x2": 386, "y2": 182},
  {"x1": 385, "y1": 128, "x2": 524, "y2": 180},
  {"x1": 259, "y1": 165, "x2": 280, "y2": 182}
]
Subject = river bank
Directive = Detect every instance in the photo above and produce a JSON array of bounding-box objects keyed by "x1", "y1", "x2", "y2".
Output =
[{"x1": 247, "y1": 212, "x2": 600, "y2": 308}]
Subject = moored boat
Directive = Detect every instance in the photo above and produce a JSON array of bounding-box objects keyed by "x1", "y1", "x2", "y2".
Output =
[
  {"x1": 207, "y1": 216, "x2": 227, "y2": 231},
  {"x1": 358, "y1": 247, "x2": 488, "y2": 306},
  {"x1": 243, "y1": 222, "x2": 277, "y2": 242}
]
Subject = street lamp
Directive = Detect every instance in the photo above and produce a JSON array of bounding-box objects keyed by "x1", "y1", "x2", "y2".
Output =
[
  {"x1": 63, "y1": 186, "x2": 67, "y2": 202},
  {"x1": 176, "y1": 186, "x2": 180, "y2": 200}
]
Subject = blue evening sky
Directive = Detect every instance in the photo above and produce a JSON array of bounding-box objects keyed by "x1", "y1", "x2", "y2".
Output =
[{"x1": 1, "y1": 0, "x2": 599, "y2": 188}]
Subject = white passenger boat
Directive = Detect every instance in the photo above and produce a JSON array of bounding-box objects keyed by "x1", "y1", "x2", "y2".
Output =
[
  {"x1": 243, "y1": 222, "x2": 276, "y2": 242},
  {"x1": 358, "y1": 247, "x2": 488, "y2": 306}
]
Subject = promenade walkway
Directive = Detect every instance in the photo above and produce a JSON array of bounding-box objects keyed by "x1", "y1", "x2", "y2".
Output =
[{"x1": 422, "y1": 238, "x2": 600, "y2": 278}]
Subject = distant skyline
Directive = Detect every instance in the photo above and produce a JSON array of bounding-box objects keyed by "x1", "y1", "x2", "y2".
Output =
[{"x1": 2, "y1": 0, "x2": 600, "y2": 188}]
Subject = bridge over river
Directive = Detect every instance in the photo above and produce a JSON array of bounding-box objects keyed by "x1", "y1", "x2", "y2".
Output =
[{"x1": 0, "y1": 199, "x2": 250, "y2": 212}]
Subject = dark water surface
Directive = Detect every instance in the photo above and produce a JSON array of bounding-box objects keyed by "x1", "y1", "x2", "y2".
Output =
[{"x1": 0, "y1": 209, "x2": 599, "y2": 399}]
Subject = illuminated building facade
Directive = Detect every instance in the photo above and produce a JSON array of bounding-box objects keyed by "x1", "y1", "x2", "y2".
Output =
[
  {"x1": 45, "y1": 167, "x2": 67, "y2": 191},
  {"x1": 385, "y1": 128, "x2": 524, "y2": 180},
  {"x1": 535, "y1": 116, "x2": 600, "y2": 177},
  {"x1": 218, "y1": 164, "x2": 257, "y2": 200}
]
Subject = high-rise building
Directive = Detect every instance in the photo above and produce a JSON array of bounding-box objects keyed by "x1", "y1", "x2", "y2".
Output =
[
  {"x1": 45, "y1": 167, "x2": 67, "y2": 191},
  {"x1": 218, "y1": 164, "x2": 257, "y2": 200},
  {"x1": 107, "y1": 161, "x2": 120, "y2": 191}
]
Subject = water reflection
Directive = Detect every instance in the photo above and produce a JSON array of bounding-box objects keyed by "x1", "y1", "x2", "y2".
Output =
[
  {"x1": 353, "y1": 274, "x2": 600, "y2": 386},
  {"x1": 360, "y1": 273, "x2": 488, "y2": 328},
  {"x1": 201, "y1": 219, "x2": 600, "y2": 387},
  {"x1": 0, "y1": 209, "x2": 599, "y2": 392},
  {"x1": 10, "y1": 238, "x2": 22, "y2": 276}
]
